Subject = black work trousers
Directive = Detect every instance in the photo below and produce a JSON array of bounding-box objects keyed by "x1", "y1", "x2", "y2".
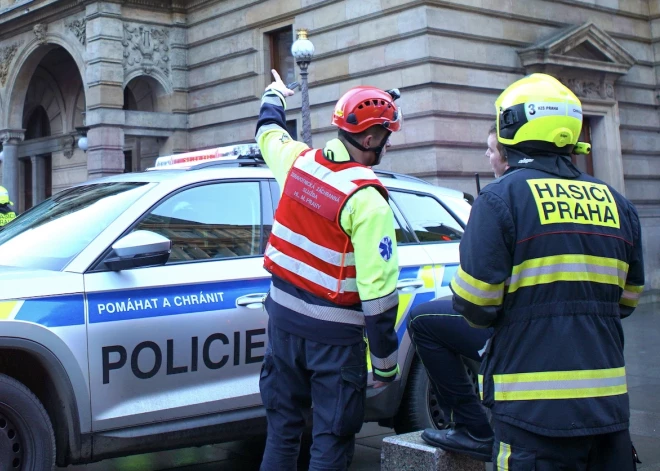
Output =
[
  {"x1": 259, "y1": 320, "x2": 367, "y2": 471},
  {"x1": 407, "y1": 299, "x2": 492, "y2": 431},
  {"x1": 493, "y1": 419, "x2": 637, "y2": 470}
]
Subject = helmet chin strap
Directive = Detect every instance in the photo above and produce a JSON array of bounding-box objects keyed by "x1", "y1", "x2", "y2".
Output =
[{"x1": 340, "y1": 130, "x2": 391, "y2": 166}]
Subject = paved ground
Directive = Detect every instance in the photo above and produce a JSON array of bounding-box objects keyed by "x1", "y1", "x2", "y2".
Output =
[{"x1": 65, "y1": 302, "x2": 660, "y2": 470}]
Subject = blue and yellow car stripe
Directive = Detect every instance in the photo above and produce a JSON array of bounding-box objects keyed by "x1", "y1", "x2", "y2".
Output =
[
  {"x1": 0, "y1": 295, "x2": 85, "y2": 327},
  {"x1": 366, "y1": 263, "x2": 458, "y2": 371}
]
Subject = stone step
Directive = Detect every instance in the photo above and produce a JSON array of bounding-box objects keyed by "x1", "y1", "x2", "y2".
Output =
[{"x1": 381, "y1": 431, "x2": 487, "y2": 471}]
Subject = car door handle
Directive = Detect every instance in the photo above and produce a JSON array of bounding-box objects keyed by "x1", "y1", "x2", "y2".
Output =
[
  {"x1": 236, "y1": 293, "x2": 267, "y2": 308},
  {"x1": 396, "y1": 279, "x2": 425, "y2": 291}
]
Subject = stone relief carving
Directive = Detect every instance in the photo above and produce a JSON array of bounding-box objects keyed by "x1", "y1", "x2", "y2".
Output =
[
  {"x1": 62, "y1": 135, "x2": 75, "y2": 159},
  {"x1": 65, "y1": 18, "x2": 86, "y2": 46},
  {"x1": 562, "y1": 78, "x2": 615, "y2": 100},
  {"x1": 33, "y1": 24, "x2": 48, "y2": 44},
  {"x1": 0, "y1": 42, "x2": 21, "y2": 87},
  {"x1": 122, "y1": 24, "x2": 170, "y2": 76}
]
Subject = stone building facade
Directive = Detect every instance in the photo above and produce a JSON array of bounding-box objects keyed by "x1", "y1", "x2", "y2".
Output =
[{"x1": 0, "y1": 0, "x2": 658, "y2": 294}]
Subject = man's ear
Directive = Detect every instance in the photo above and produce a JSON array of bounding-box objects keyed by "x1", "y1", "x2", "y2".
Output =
[{"x1": 361, "y1": 134, "x2": 373, "y2": 150}]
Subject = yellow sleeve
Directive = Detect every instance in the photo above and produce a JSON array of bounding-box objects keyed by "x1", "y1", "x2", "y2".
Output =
[
  {"x1": 256, "y1": 124, "x2": 309, "y2": 190},
  {"x1": 340, "y1": 186, "x2": 399, "y2": 301}
]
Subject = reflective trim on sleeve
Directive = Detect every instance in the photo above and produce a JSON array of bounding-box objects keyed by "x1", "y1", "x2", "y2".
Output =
[
  {"x1": 255, "y1": 123, "x2": 287, "y2": 142},
  {"x1": 269, "y1": 284, "x2": 365, "y2": 326},
  {"x1": 620, "y1": 284, "x2": 644, "y2": 308},
  {"x1": 478, "y1": 374, "x2": 484, "y2": 400},
  {"x1": 508, "y1": 254, "x2": 628, "y2": 294},
  {"x1": 492, "y1": 367, "x2": 627, "y2": 401},
  {"x1": 266, "y1": 245, "x2": 358, "y2": 293},
  {"x1": 271, "y1": 221, "x2": 355, "y2": 267},
  {"x1": 371, "y1": 350, "x2": 398, "y2": 370},
  {"x1": 362, "y1": 291, "x2": 398, "y2": 317},
  {"x1": 450, "y1": 266, "x2": 505, "y2": 306}
]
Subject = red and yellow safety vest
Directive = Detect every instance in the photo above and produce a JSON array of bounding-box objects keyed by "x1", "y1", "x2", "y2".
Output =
[{"x1": 264, "y1": 149, "x2": 387, "y2": 306}]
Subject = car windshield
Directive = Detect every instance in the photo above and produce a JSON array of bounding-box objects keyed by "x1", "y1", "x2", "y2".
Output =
[{"x1": 0, "y1": 182, "x2": 153, "y2": 271}]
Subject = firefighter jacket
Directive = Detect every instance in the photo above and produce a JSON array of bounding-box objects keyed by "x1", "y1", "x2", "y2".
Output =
[
  {"x1": 0, "y1": 204, "x2": 16, "y2": 227},
  {"x1": 451, "y1": 149, "x2": 645, "y2": 437},
  {"x1": 255, "y1": 88, "x2": 400, "y2": 382}
]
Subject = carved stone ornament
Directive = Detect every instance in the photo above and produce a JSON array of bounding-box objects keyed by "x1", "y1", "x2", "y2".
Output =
[
  {"x1": 0, "y1": 42, "x2": 21, "y2": 87},
  {"x1": 561, "y1": 78, "x2": 615, "y2": 100},
  {"x1": 62, "y1": 135, "x2": 75, "y2": 159},
  {"x1": 122, "y1": 23, "x2": 170, "y2": 76},
  {"x1": 65, "y1": 18, "x2": 86, "y2": 46},
  {"x1": 33, "y1": 24, "x2": 48, "y2": 45}
]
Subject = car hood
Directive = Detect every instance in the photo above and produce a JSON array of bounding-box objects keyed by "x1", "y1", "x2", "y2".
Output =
[{"x1": 0, "y1": 265, "x2": 83, "y2": 301}]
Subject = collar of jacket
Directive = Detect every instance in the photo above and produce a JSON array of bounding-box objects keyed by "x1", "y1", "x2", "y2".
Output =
[
  {"x1": 0, "y1": 204, "x2": 13, "y2": 214},
  {"x1": 323, "y1": 138, "x2": 355, "y2": 163},
  {"x1": 504, "y1": 147, "x2": 582, "y2": 179}
]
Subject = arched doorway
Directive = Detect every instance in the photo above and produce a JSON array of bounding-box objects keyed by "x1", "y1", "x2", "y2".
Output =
[
  {"x1": 22, "y1": 105, "x2": 52, "y2": 210},
  {"x1": 123, "y1": 75, "x2": 171, "y2": 172},
  {"x1": 10, "y1": 45, "x2": 86, "y2": 211}
]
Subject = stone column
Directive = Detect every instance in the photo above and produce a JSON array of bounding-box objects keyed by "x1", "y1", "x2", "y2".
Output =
[
  {"x1": 84, "y1": 2, "x2": 126, "y2": 179},
  {"x1": 0, "y1": 130, "x2": 24, "y2": 206},
  {"x1": 31, "y1": 155, "x2": 47, "y2": 206},
  {"x1": 86, "y1": 126, "x2": 125, "y2": 178}
]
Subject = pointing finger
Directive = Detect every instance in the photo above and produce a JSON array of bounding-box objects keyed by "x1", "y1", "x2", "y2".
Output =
[{"x1": 271, "y1": 69, "x2": 283, "y2": 83}]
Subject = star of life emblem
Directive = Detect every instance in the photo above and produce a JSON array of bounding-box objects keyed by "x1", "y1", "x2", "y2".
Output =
[{"x1": 379, "y1": 236, "x2": 393, "y2": 262}]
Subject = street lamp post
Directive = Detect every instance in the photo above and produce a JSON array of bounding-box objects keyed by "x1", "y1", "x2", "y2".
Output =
[{"x1": 291, "y1": 29, "x2": 315, "y2": 147}]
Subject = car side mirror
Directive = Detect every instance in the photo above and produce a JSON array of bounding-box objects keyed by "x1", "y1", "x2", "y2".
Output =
[{"x1": 105, "y1": 230, "x2": 171, "y2": 271}]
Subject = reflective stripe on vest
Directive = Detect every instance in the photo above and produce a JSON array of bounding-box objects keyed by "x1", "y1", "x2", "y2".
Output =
[
  {"x1": 271, "y1": 221, "x2": 356, "y2": 267},
  {"x1": 493, "y1": 367, "x2": 627, "y2": 401},
  {"x1": 295, "y1": 154, "x2": 380, "y2": 195},
  {"x1": 269, "y1": 283, "x2": 364, "y2": 326},
  {"x1": 265, "y1": 245, "x2": 358, "y2": 294},
  {"x1": 508, "y1": 254, "x2": 628, "y2": 294},
  {"x1": 265, "y1": 148, "x2": 385, "y2": 305}
]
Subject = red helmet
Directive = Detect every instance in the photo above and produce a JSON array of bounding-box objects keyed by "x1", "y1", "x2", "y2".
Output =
[{"x1": 331, "y1": 86, "x2": 402, "y2": 134}]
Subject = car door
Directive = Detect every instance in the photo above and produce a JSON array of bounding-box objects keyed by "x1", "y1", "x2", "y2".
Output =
[
  {"x1": 388, "y1": 190, "x2": 465, "y2": 299},
  {"x1": 84, "y1": 179, "x2": 273, "y2": 432},
  {"x1": 387, "y1": 197, "x2": 439, "y2": 342}
]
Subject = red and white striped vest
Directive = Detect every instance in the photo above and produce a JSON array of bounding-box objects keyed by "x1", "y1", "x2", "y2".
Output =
[{"x1": 264, "y1": 149, "x2": 388, "y2": 306}]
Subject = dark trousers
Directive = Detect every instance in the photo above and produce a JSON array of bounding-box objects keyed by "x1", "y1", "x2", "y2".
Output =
[
  {"x1": 260, "y1": 320, "x2": 367, "y2": 471},
  {"x1": 493, "y1": 419, "x2": 637, "y2": 470},
  {"x1": 408, "y1": 299, "x2": 492, "y2": 431}
]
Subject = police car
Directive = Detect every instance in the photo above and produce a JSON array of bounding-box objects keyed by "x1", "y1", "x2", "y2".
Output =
[{"x1": 0, "y1": 144, "x2": 474, "y2": 468}]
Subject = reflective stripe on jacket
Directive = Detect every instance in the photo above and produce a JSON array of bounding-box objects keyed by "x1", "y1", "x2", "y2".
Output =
[
  {"x1": 452, "y1": 157, "x2": 645, "y2": 437},
  {"x1": 264, "y1": 148, "x2": 387, "y2": 306}
]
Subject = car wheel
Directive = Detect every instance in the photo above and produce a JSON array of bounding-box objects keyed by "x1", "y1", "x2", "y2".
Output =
[
  {"x1": 393, "y1": 357, "x2": 482, "y2": 434},
  {"x1": 0, "y1": 374, "x2": 55, "y2": 470}
]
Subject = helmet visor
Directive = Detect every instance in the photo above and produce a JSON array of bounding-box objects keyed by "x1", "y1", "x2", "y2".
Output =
[{"x1": 386, "y1": 107, "x2": 403, "y2": 132}]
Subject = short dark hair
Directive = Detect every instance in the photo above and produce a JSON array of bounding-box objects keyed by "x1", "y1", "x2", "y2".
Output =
[
  {"x1": 488, "y1": 122, "x2": 507, "y2": 159},
  {"x1": 339, "y1": 124, "x2": 389, "y2": 144}
]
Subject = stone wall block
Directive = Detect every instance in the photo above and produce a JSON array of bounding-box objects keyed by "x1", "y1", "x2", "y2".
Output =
[
  {"x1": 346, "y1": 0, "x2": 382, "y2": 20},
  {"x1": 86, "y1": 84, "x2": 124, "y2": 110}
]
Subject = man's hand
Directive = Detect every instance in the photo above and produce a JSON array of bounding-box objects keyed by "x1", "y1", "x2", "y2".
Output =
[
  {"x1": 266, "y1": 69, "x2": 295, "y2": 97},
  {"x1": 372, "y1": 381, "x2": 388, "y2": 389}
]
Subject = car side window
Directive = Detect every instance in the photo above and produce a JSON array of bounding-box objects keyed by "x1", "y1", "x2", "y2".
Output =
[
  {"x1": 390, "y1": 190, "x2": 463, "y2": 243},
  {"x1": 389, "y1": 198, "x2": 414, "y2": 244},
  {"x1": 134, "y1": 181, "x2": 262, "y2": 263}
]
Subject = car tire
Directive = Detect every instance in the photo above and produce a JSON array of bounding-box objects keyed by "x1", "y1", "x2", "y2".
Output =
[
  {"x1": 393, "y1": 357, "x2": 482, "y2": 434},
  {"x1": 0, "y1": 374, "x2": 55, "y2": 470}
]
